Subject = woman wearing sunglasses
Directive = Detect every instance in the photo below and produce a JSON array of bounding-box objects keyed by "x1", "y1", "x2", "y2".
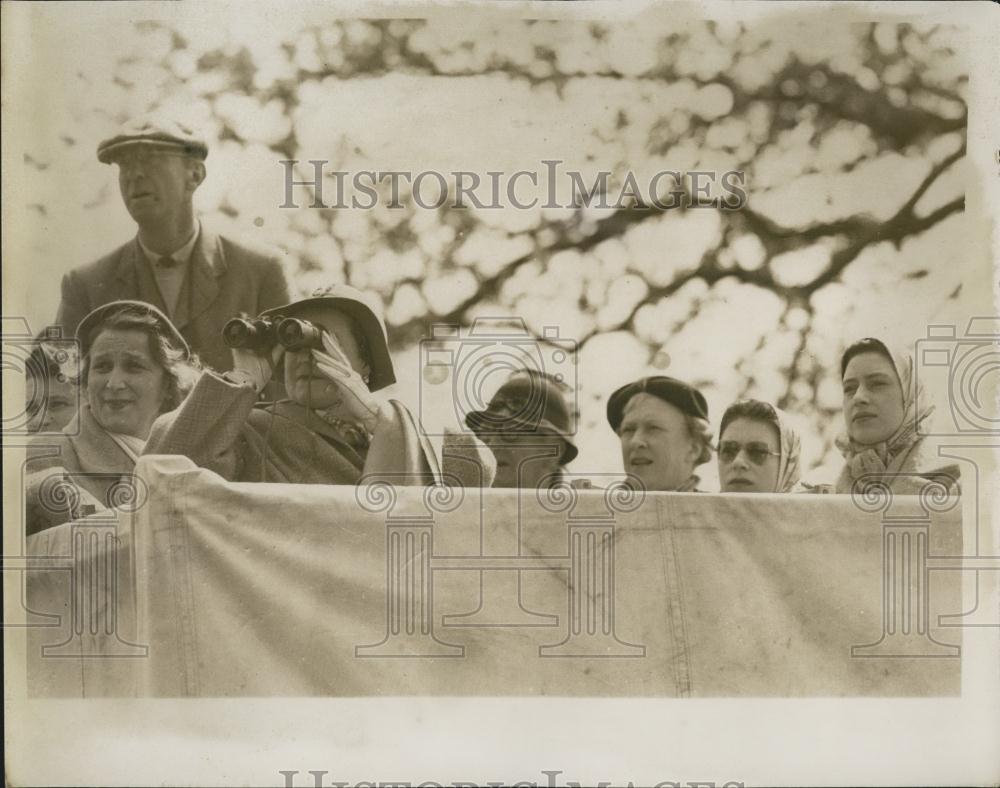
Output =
[{"x1": 717, "y1": 399, "x2": 801, "y2": 493}]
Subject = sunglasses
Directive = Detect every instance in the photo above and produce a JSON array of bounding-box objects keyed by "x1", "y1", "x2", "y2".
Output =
[{"x1": 718, "y1": 441, "x2": 781, "y2": 466}]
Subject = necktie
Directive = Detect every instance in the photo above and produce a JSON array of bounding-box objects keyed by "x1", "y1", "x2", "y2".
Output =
[{"x1": 157, "y1": 255, "x2": 179, "y2": 270}]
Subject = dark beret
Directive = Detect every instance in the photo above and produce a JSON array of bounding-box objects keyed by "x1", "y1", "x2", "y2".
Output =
[
  {"x1": 76, "y1": 300, "x2": 190, "y2": 360},
  {"x1": 606, "y1": 375, "x2": 709, "y2": 432},
  {"x1": 97, "y1": 115, "x2": 208, "y2": 164}
]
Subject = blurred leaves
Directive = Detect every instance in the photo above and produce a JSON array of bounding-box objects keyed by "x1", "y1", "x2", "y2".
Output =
[{"x1": 21, "y1": 13, "x2": 968, "y2": 478}]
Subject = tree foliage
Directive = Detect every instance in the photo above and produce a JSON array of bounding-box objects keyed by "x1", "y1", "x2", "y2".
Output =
[{"x1": 19, "y1": 11, "x2": 969, "y2": 479}]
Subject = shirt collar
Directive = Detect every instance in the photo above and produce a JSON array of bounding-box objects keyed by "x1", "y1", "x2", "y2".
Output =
[{"x1": 138, "y1": 221, "x2": 201, "y2": 266}]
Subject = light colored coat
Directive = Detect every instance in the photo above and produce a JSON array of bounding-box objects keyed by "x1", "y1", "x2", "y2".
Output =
[{"x1": 25, "y1": 405, "x2": 137, "y2": 535}]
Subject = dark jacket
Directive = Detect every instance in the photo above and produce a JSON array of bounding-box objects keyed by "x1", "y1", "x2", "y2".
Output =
[{"x1": 55, "y1": 228, "x2": 290, "y2": 373}]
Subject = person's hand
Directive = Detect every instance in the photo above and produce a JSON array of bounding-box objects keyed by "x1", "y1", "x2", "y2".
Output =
[
  {"x1": 229, "y1": 344, "x2": 284, "y2": 393},
  {"x1": 311, "y1": 332, "x2": 380, "y2": 430}
]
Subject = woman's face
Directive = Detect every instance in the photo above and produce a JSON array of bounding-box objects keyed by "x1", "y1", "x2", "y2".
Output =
[
  {"x1": 283, "y1": 306, "x2": 370, "y2": 411},
  {"x1": 483, "y1": 432, "x2": 565, "y2": 489},
  {"x1": 842, "y1": 351, "x2": 905, "y2": 445},
  {"x1": 26, "y1": 373, "x2": 77, "y2": 433},
  {"x1": 87, "y1": 328, "x2": 168, "y2": 439},
  {"x1": 618, "y1": 393, "x2": 701, "y2": 492},
  {"x1": 717, "y1": 417, "x2": 781, "y2": 493}
]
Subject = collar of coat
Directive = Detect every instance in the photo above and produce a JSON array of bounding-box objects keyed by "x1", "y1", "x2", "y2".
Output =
[
  {"x1": 114, "y1": 226, "x2": 227, "y2": 330},
  {"x1": 62, "y1": 403, "x2": 137, "y2": 477}
]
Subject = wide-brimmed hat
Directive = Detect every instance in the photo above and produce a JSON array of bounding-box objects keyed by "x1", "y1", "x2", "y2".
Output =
[
  {"x1": 606, "y1": 375, "x2": 709, "y2": 433},
  {"x1": 97, "y1": 114, "x2": 209, "y2": 164},
  {"x1": 465, "y1": 373, "x2": 578, "y2": 464},
  {"x1": 76, "y1": 300, "x2": 190, "y2": 359},
  {"x1": 260, "y1": 284, "x2": 395, "y2": 392}
]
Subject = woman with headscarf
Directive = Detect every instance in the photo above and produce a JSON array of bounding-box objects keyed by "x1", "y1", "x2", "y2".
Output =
[
  {"x1": 830, "y1": 337, "x2": 960, "y2": 495},
  {"x1": 26, "y1": 301, "x2": 200, "y2": 534},
  {"x1": 143, "y1": 284, "x2": 444, "y2": 485},
  {"x1": 717, "y1": 399, "x2": 802, "y2": 493}
]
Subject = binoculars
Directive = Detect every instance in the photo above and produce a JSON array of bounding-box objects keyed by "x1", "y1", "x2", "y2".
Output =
[{"x1": 222, "y1": 316, "x2": 325, "y2": 352}]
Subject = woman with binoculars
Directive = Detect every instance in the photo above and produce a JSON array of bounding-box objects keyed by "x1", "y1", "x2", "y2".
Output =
[{"x1": 144, "y1": 284, "x2": 439, "y2": 485}]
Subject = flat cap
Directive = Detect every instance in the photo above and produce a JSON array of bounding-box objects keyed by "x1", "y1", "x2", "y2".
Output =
[
  {"x1": 97, "y1": 114, "x2": 208, "y2": 164},
  {"x1": 607, "y1": 375, "x2": 709, "y2": 432}
]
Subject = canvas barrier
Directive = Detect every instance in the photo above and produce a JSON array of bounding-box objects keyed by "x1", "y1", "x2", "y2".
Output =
[{"x1": 23, "y1": 455, "x2": 963, "y2": 697}]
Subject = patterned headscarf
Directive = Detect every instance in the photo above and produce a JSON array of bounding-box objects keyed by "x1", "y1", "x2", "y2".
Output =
[
  {"x1": 834, "y1": 342, "x2": 933, "y2": 487},
  {"x1": 719, "y1": 399, "x2": 801, "y2": 493},
  {"x1": 773, "y1": 406, "x2": 803, "y2": 493}
]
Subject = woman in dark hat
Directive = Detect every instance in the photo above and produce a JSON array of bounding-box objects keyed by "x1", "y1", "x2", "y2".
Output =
[
  {"x1": 26, "y1": 300, "x2": 200, "y2": 534},
  {"x1": 607, "y1": 375, "x2": 713, "y2": 492},
  {"x1": 465, "y1": 369, "x2": 578, "y2": 489},
  {"x1": 144, "y1": 285, "x2": 437, "y2": 485}
]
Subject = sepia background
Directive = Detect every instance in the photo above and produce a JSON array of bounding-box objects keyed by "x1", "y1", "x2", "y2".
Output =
[
  {"x1": 3, "y1": 5, "x2": 999, "y2": 788},
  {"x1": 8, "y1": 6, "x2": 980, "y2": 485}
]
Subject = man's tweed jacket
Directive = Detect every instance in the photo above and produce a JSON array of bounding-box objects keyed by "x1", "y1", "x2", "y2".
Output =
[{"x1": 55, "y1": 228, "x2": 290, "y2": 373}]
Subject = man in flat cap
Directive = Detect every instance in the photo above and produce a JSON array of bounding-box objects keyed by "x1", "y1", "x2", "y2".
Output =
[
  {"x1": 54, "y1": 114, "x2": 290, "y2": 374},
  {"x1": 466, "y1": 369, "x2": 578, "y2": 489},
  {"x1": 607, "y1": 375, "x2": 713, "y2": 492}
]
